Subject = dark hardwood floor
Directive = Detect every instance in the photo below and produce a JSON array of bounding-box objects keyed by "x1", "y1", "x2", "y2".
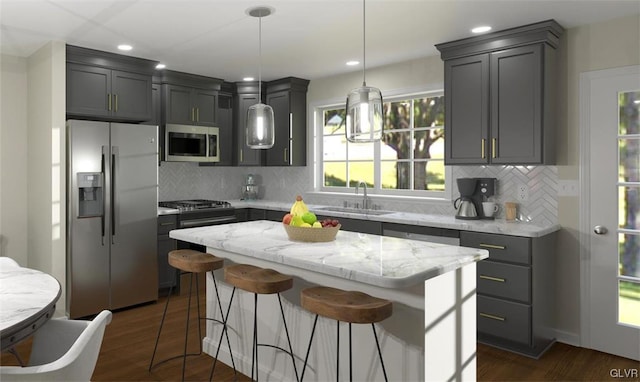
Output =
[{"x1": 2, "y1": 288, "x2": 638, "y2": 381}]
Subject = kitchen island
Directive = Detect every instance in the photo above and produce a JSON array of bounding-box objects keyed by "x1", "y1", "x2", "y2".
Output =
[{"x1": 170, "y1": 220, "x2": 488, "y2": 381}]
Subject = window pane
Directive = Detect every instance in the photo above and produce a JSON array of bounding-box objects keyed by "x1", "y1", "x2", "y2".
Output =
[
  {"x1": 619, "y1": 280, "x2": 640, "y2": 327},
  {"x1": 619, "y1": 233, "x2": 640, "y2": 278},
  {"x1": 324, "y1": 109, "x2": 345, "y2": 135},
  {"x1": 619, "y1": 138, "x2": 640, "y2": 183},
  {"x1": 384, "y1": 100, "x2": 411, "y2": 132},
  {"x1": 348, "y1": 161, "x2": 373, "y2": 188},
  {"x1": 348, "y1": 142, "x2": 374, "y2": 161},
  {"x1": 323, "y1": 135, "x2": 346, "y2": 161},
  {"x1": 414, "y1": 96, "x2": 445, "y2": 128},
  {"x1": 421, "y1": 160, "x2": 445, "y2": 191},
  {"x1": 382, "y1": 130, "x2": 411, "y2": 160},
  {"x1": 619, "y1": 186, "x2": 640, "y2": 230},
  {"x1": 415, "y1": 128, "x2": 445, "y2": 160},
  {"x1": 324, "y1": 162, "x2": 346, "y2": 187},
  {"x1": 619, "y1": 91, "x2": 640, "y2": 136},
  {"x1": 381, "y1": 161, "x2": 410, "y2": 190}
]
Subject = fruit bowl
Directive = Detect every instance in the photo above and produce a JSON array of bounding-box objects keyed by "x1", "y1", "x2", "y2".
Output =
[{"x1": 282, "y1": 223, "x2": 341, "y2": 242}]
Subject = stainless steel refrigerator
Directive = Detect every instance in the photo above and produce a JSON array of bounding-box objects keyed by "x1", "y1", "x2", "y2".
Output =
[{"x1": 66, "y1": 120, "x2": 158, "y2": 318}]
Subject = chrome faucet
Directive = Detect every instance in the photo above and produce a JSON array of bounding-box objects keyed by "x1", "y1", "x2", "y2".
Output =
[{"x1": 355, "y1": 181, "x2": 370, "y2": 210}]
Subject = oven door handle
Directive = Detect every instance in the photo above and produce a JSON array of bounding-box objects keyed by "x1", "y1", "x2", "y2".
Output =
[{"x1": 179, "y1": 216, "x2": 237, "y2": 228}]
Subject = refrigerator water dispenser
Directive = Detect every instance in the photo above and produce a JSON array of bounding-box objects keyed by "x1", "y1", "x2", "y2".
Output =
[{"x1": 77, "y1": 172, "x2": 103, "y2": 217}]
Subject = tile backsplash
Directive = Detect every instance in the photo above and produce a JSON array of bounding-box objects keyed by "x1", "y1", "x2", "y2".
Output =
[{"x1": 159, "y1": 163, "x2": 558, "y2": 226}]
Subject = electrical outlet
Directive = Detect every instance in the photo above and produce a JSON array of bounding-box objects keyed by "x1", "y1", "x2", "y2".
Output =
[{"x1": 517, "y1": 184, "x2": 529, "y2": 201}]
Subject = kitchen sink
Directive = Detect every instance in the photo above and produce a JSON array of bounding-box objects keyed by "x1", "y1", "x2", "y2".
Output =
[{"x1": 316, "y1": 206, "x2": 394, "y2": 216}]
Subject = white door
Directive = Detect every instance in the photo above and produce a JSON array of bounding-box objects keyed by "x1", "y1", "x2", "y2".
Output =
[{"x1": 582, "y1": 66, "x2": 640, "y2": 361}]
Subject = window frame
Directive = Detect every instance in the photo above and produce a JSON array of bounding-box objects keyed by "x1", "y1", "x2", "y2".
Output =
[{"x1": 313, "y1": 88, "x2": 452, "y2": 201}]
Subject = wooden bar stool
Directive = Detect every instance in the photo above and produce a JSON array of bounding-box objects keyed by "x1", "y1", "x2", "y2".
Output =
[
  {"x1": 210, "y1": 264, "x2": 299, "y2": 382},
  {"x1": 149, "y1": 249, "x2": 236, "y2": 382},
  {"x1": 299, "y1": 286, "x2": 392, "y2": 382}
]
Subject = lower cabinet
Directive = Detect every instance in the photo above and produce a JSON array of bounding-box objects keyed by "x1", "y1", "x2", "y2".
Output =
[
  {"x1": 157, "y1": 215, "x2": 178, "y2": 291},
  {"x1": 460, "y1": 230, "x2": 556, "y2": 358}
]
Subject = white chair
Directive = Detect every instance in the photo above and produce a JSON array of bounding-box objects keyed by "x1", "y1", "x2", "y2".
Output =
[{"x1": 0, "y1": 310, "x2": 112, "y2": 382}]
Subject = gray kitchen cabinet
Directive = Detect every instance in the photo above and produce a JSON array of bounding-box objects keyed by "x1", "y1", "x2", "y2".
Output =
[
  {"x1": 66, "y1": 64, "x2": 152, "y2": 122},
  {"x1": 382, "y1": 222, "x2": 460, "y2": 245},
  {"x1": 316, "y1": 215, "x2": 382, "y2": 235},
  {"x1": 157, "y1": 214, "x2": 178, "y2": 291},
  {"x1": 215, "y1": 89, "x2": 234, "y2": 166},
  {"x1": 460, "y1": 230, "x2": 556, "y2": 358},
  {"x1": 234, "y1": 82, "x2": 263, "y2": 166},
  {"x1": 66, "y1": 45, "x2": 155, "y2": 122},
  {"x1": 235, "y1": 208, "x2": 249, "y2": 222},
  {"x1": 436, "y1": 20, "x2": 563, "y2": 165},
  {"x1": 160, "y1": 70, "x2": 223, "y2": 127},
  {"x1": 265, "y1": 77, "x2": 310, "y2": 166}
]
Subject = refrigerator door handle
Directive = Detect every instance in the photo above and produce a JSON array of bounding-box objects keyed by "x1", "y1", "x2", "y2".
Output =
[
  {"x1": 111, "y1": 146, "x2": 118, "y2": 244},
  {"x1": 101, "y1": 146, "x2": 106, "y2": 246}
]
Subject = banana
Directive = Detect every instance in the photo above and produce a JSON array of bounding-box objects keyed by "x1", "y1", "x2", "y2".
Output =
[{"x1": 290, "y1": 195, "x2": 309, "y2": 217}]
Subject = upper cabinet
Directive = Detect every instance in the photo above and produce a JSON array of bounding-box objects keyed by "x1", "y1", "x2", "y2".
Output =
[
  {"x1": 436, "y1": 20, "x2": 563, "y2": 165},
  {"x1": 264, "y1": 77, "x2": 309, "y2": 167},
  {"x1": 233, "y1": 81, "x2": 263, "y2": 166},
  {"x1": 66, "y1": 45, "x2": 155, "y2": 122},
  {"x1": 159, "y1": 71, "x2": 223, "y2": 127}
]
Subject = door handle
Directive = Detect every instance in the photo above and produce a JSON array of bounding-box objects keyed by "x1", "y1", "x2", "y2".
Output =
[
  {"x1": 111, "y1": 146, "x2": 118, "y2": 244},
  {"x1": 593, "y1": 225, "x2": 608, "y2": 235},
  {"x1": 101, "y1": 146, "x2": 106, "y2": 246}
]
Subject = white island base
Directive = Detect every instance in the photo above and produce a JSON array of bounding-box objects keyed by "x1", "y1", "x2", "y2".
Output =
[{"x1": 202, "y1": 252, "x2": 478, "y2": 382}]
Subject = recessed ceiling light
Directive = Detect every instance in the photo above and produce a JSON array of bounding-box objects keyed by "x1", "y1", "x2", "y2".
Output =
[
  {"x1": 346, "y1": 60, "x2": 359, "y2": 66},
  {"x1": 243, "y1": 77, "x2": 255, "y2": 81},
  {"x1": 117, "y1": 44, "x2": 133, "y2": 51},
  {"x1": 155, "y1": 63, "x2": 166, "y2": 70},
  {"x1": 471, "y1": 26, "x2": 492, "y2": 34}
]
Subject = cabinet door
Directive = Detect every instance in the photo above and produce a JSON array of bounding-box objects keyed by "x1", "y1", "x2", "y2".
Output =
[
  {"x1": 265, "y1": 91, "x2": 291, "y2": 166},
  {"x1": 235, "y1": 94, "x2": 263, "y2": 166},
  {"x1": 164, "y1": 84, "x2": 193, "y2": 125},
  {"x1": 111, "y1": 70, "x2": 152, "y2": 121},
  {"x1": 444, "y1": 54, "x2": 489, "y2": 164},
  {"x1": 66, "y1": 63, "x2": 111, "y2": 118},
  {"x1": 490, "y1": 45, "x2": 542, "y2": 164},
  {"x1": 193, "y1": 89, "x2": 217, "y2": 126},
  {"x1": 216, "y1": 95, "x2": 233, "y2": 166}
]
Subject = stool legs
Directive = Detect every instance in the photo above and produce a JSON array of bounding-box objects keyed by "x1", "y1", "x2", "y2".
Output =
[
  {"x1": 300, "y1": 317, "x2": 389, "y2": 382},
  {"x1": 210, "y1": 287, "x2": 236, "y2": 381}
]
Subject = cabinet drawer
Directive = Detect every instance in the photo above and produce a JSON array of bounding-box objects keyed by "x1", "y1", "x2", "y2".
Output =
[
  {"x1": 158, "y1": 215, "x2": 178, "y2": 235},
  {"x1": 460, "y1": 231, "x2": 530, "y2": 265},
  {"x1": 478, "y1": 295, "x2": 531, "y2": 345},
  {"x1": 478, "y1": 261, "x2": 531, "y2": 303}
]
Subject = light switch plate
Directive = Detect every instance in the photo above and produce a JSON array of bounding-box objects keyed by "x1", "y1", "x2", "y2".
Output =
[{"x1": 558, "y1": 179, "x2": 579, "y2": 196}]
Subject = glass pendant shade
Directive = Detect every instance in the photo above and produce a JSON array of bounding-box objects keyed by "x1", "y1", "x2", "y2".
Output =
[
  {"x1": 345, "y1": 85, "x2": 383, "y2": 142},
  {"x1": 246, "y1": 102, "x2": 275, "y2": 149}
]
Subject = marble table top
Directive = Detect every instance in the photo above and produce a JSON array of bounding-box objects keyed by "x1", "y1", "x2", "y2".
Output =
[
  {"x1": 0, "y1": 259, "x2": 61, "y2": 350},
  {"x1": 170, "y1": 220, "x2": 489, "y2": 288}
]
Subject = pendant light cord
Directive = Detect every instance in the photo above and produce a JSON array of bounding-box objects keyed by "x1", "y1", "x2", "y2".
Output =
[
  {"x1": 362, "y1": 0, "x2": 366, "y2": 87},
  {"x1": 258, "y1": 13, "x2": 263, "y2": 99}
]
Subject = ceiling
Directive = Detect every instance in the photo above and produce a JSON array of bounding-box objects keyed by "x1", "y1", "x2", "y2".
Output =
[{"x1": 1, "y1": 0, "x2": 638, "y2": 82}]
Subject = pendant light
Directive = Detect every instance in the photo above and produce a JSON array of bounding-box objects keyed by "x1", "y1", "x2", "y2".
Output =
[
  {"x1": 345, "y1": 0, "x2": 383, "y2": 143},
  {"x1": 246, "y1": 6, "x2": 275, "y2": 149}
]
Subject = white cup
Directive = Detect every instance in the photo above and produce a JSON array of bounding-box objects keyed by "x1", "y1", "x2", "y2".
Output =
[{"x1": 482, "y1": 201, "x2": 499, "y2": 218}]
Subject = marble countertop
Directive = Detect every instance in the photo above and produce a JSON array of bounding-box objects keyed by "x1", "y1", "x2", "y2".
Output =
[
  {"x1": 227, "y1": 200, "x2": 560, "y2": 238},
  {"x1": 169, "y1": 220, "x2": 488, "y2": 288}
]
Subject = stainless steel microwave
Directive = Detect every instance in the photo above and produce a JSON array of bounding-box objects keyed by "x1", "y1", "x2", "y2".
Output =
[{"x1": 165, "y1": 124, "x2": 219, "y2": 162}]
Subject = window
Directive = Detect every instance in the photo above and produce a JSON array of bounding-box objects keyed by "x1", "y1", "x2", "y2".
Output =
[{"x1": 318, "y1": 92, "x2": 446, "y2": 197}]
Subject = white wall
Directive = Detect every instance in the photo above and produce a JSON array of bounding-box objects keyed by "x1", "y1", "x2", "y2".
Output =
[{"x1": 0, "y1": 54, "x2": 29, "y2": 265}]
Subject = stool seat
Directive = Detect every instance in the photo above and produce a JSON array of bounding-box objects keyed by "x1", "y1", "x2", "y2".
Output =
[
  {"x1": 168, "y1": 249, "x2": 224, "y2": 273},
  {"x1": 301, "y1": 286, "x2": 392, "y2": 324},
  {"x1": 224, "y1": 264, "x2": 293, "y2": 294}
]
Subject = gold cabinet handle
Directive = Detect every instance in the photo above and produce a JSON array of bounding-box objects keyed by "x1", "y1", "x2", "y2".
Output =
[
  {"x1": 479, "y1": 243, "x2": 506, "y2": 250},
  {"x1": 481, "y1": 139, "x2": 486, "y2": 159},
  {"x1": 159, "y1": 222, "x2": 175, "y2": 226},
  {"x1": 108, "y1": 93, "x2": 112, "y2": 111},
  {"x1": 196, "y1": 107, "x2": 199, "y2": 122},
  {"x1": 284, "y1": 148, "x2": 288, "y2": 162},
  {"x1": 114, "y1": 94, "x2": 118, "y2": 112},
  {"x1": 191, "y1": 108, "x2": 195, "y2": 122},
  {"x1": 479, "y1": 275, "x2": 506, "y2": 283},
  {"x1": 480, "y1": 312, "x2": 505, "y2": 321},
  {"x1": 492, "y1": 138, "x2": 497, "y2": 158},
  {"x1": 240, "y1": 149, "x2": 243, "y2": 163}
]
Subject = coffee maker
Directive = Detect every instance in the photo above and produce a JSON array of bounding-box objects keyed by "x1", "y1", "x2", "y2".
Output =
[
  {"x1": 453, "y1": 178, "x2": 496, "y2": 219},
  {"x1": 242, "y1": 174, "x2": 259, "y2": 200}
]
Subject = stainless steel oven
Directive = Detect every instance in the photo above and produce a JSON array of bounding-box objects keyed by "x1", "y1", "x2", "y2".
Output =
[{"x1": 165, "y1": 124, "x2": 219, "y2": 162}]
